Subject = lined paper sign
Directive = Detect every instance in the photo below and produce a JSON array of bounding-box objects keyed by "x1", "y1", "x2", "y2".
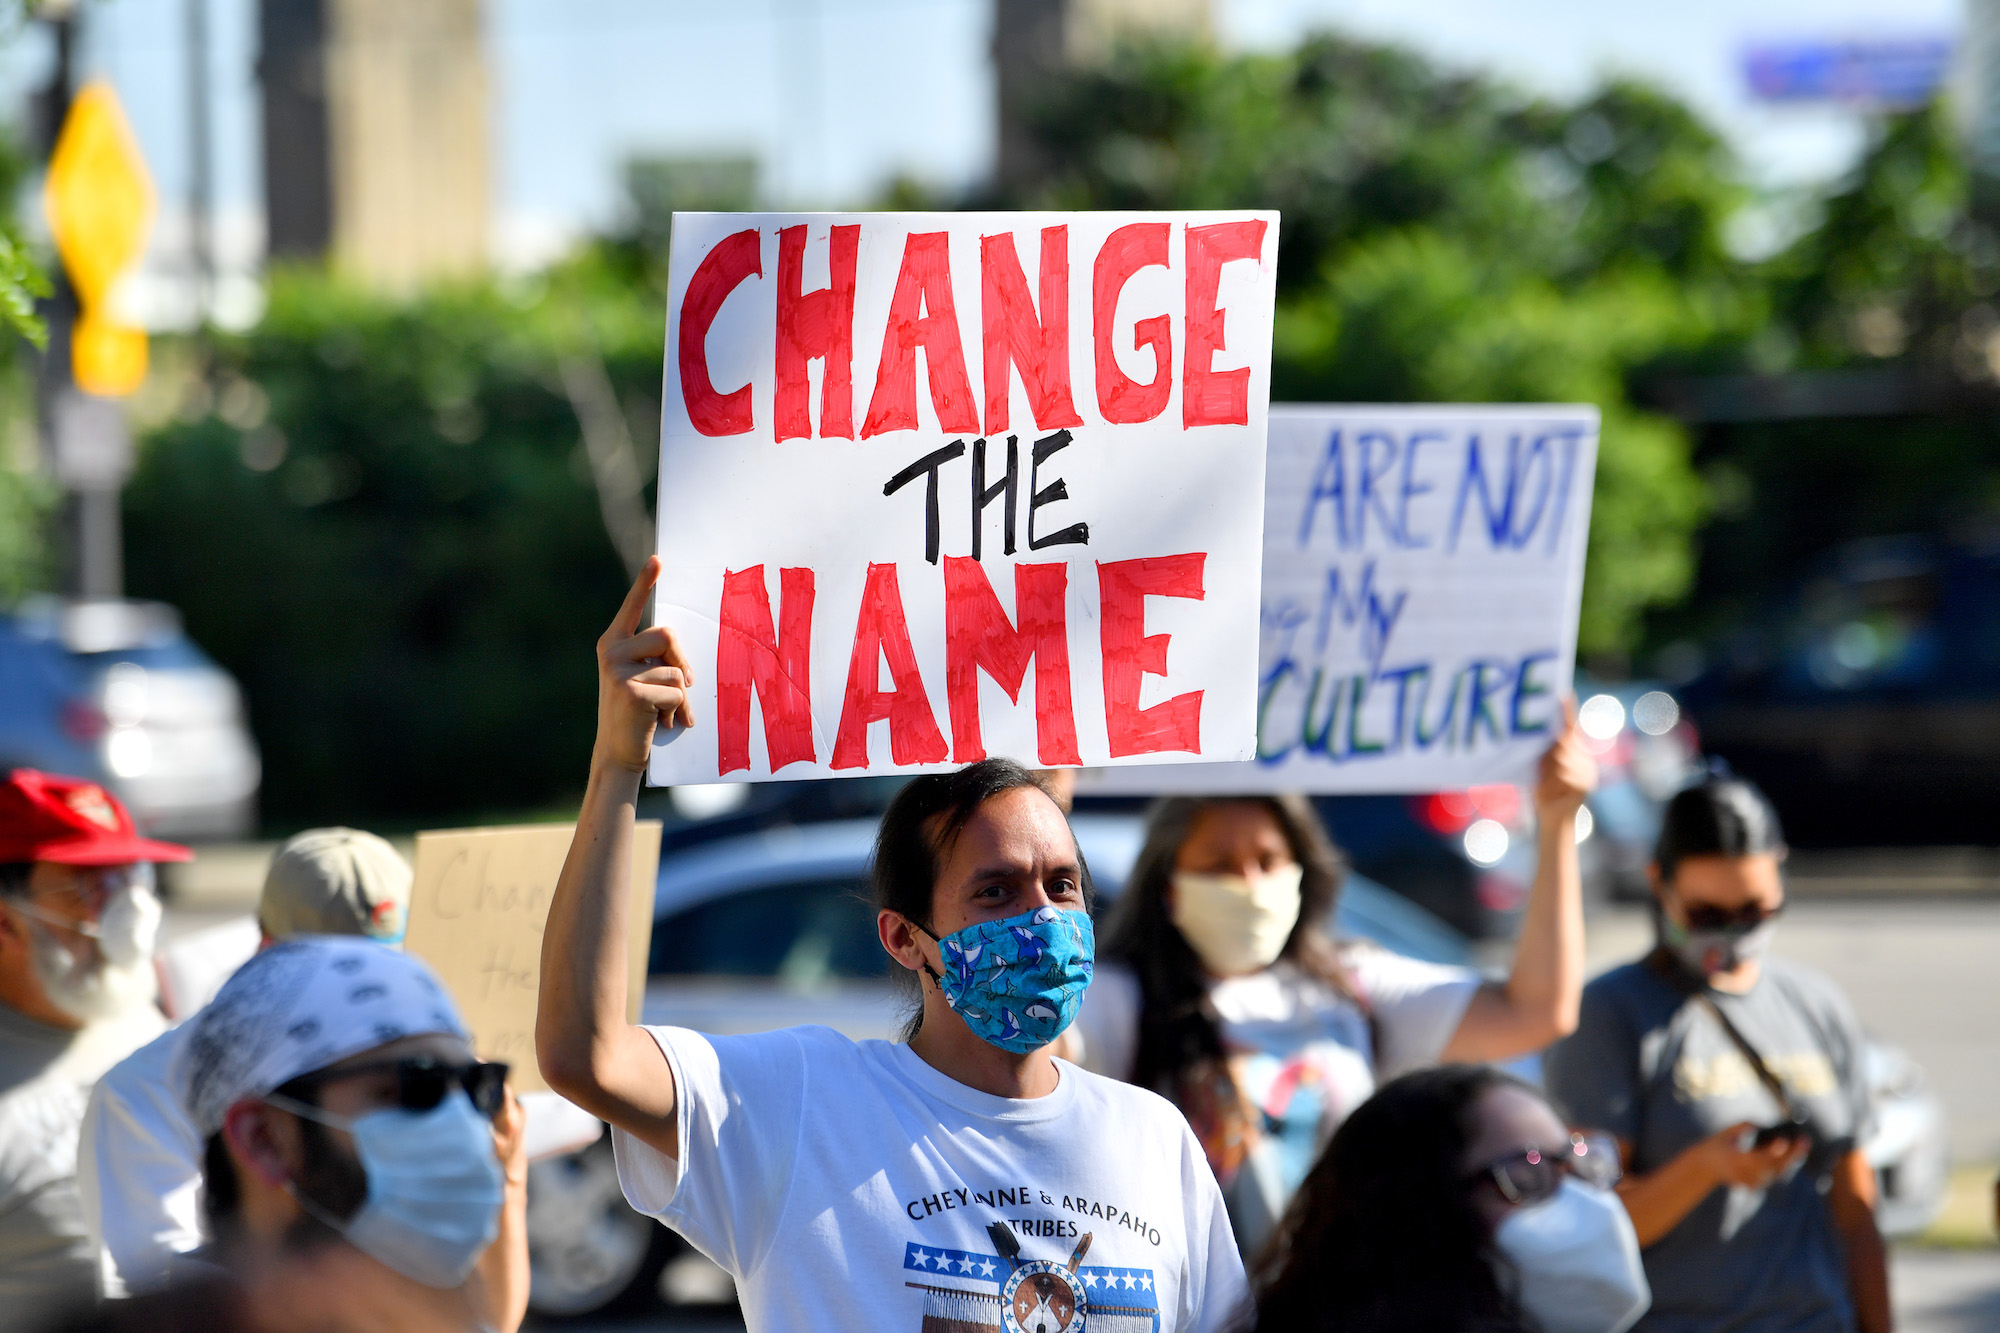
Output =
[{"x1": 1078, "y1": 405, "x2": 1598, "y2": 794}]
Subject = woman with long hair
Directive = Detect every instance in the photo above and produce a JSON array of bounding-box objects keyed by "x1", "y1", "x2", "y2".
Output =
[
  {"x1": 1072, "y1": 717, "x2": 1595, "y2": 1252},
  {"x1": 1251, "y1": 1065, "x2": 1647, "y2": 1333}
]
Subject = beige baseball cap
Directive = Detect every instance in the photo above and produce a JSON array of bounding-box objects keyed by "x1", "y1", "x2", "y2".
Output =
[{"x1": 257, "y1": 827, "x2": 412, "y2": 943}]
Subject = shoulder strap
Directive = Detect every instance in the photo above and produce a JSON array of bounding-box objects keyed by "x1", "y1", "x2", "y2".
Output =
[{"x1": 1645, "y1": 948, "x2": 1804, "y2": 1125}]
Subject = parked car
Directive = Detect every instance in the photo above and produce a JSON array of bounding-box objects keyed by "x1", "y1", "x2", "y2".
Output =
[
  {"x1": 0, "y1": 597, "x2": 260, "y2": 841},
  {"x1": 1681, "y1": 533, "x2": 2000, "y2": 845}
]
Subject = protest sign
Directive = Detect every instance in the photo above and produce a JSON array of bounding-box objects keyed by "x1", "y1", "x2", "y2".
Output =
[
  {"x1": 405, "y1": 822, "x2": 660, "y2": 1093},
  {"x1": 647, "y1": 211, "x2": 1280, "y2": 785},
  {"x1": 1076, "y1": 405, "x2": 1598, "y2": 794}
]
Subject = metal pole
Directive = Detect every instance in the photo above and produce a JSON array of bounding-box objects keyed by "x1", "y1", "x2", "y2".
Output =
[{"x1": 186, "y1": 0, "x2": 213, "y2": 320}]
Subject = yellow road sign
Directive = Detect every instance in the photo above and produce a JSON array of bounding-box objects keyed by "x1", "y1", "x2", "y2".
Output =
[{"x1": 44, "y1": 81, "x2": 155, "y2": 396}]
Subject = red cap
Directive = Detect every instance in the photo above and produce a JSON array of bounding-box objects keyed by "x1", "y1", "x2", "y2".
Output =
[{"x1": 0, "y1": 769, "x2": 193, "y2": 866}]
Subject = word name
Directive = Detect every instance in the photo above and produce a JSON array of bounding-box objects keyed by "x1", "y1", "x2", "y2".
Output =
[{"x1": 717, "y1": 554, "x2": 1208, "y2": 774}]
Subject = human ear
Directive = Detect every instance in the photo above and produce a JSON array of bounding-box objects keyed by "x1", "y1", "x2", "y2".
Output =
[
  {"x1": 877, "y1": 910, "x2": 931, "y2": 976},
  {"x1": 222, "y1": 1100, "x2": 302, "y2": 1190}
]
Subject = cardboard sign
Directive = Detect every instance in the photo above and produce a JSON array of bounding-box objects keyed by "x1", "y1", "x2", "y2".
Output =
[
  {"x1": 405, "y1": 822, "x2": 660, "y2": 1093},
  {"x1": 1077, "y1": 405, "x2": 1598, "y2": 794},
  {"x1": 647, "y1": 211, "x2": 1280, "y2": 785}
]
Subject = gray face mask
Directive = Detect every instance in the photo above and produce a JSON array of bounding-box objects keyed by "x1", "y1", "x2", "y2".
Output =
[{"x1": 1658, "y1": 911, "x2": 1777, "y2": 978}]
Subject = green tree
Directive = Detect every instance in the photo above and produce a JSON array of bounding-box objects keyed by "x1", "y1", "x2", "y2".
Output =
[
  {"x1": 992, "y1": 37, "x2": 1742, "y2": 655},
  {"x1": 125, "y1": 264, "x2": 664, "y2": 825}
]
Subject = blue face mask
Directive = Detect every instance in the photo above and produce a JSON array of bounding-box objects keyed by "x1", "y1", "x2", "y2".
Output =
[
  {"x1": 268, "y1": 1087, "x2": 504, "y2": 1288},
  {"x1": 917, "y1": 905, "x2": 1094, "y2": 1054}
]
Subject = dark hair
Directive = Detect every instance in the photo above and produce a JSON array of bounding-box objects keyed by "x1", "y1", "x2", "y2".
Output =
[
  {"x1": 0, "y1": 862, "x2": 31, "y2": 897},
  {"x1": 1655, "y1": 775, "x2": 1786, "y2": 882},
  {"x1": 1252, "y1": 1065, "x2": 1541, "y2": 1333},
  {"x1": 202, "y1": 1081, "x2": 367, "y2": 1250},
  {"x1": 1100, "y1": 796, "x2": 1357, "y2": 1144},
  {"x1": 870, "y1": 758, "x2": 1086, "y2": 1040}
]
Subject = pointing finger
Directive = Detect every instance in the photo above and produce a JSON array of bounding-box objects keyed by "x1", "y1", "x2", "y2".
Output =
[{"x1": 609, "y1": 555, "x2": 662, "y2": 641}]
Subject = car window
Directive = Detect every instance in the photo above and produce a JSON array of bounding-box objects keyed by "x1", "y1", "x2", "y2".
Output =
[{"x1": 650, "y1": 876, "x2": 884, "y2": 985}]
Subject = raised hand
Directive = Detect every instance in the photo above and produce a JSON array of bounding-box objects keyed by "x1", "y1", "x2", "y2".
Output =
[
  {"x1": 1534, "y1": 695, "x2": 1595, "y2": 823},
  {"x1": 594, "y1": 556, "x2": 696, "y2": 775}
]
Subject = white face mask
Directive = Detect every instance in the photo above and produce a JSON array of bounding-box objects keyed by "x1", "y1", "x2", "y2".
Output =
[
  {"x1": 21, "y1": 907, "x2": 160, "y2": 1022},
  {"x1": 1169, "y1": 863, "x2": 1305, "y2": 977},
  {"x1": 1492, "y1": 1178, "x2": 1650, "y2": 1333}
]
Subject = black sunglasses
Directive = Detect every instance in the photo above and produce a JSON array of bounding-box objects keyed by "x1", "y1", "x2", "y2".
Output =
[
  {"x1": 1467, "y1": 1132, "x2": 1621, "y2": 1206},
  {"x1": 294, "y1": 1055, "x2": 510, "y2": 1120},
  {"x1": 1678, "y1": 900, "x2": 1784, "y2": 933}
]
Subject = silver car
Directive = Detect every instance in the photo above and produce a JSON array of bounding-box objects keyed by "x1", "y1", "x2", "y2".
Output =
[{"x1": 0, "y1": 597, "x2": 260, "y2": 839}]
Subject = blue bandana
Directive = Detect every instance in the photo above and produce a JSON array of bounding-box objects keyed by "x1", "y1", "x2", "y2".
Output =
[{"x1": 921, "y1": 905, "x2": 1094, "y2": 1054}]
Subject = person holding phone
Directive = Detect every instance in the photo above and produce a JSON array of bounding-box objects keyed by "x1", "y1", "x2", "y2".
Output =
[{"x1": 1544, "y1": 774, "x2": 1889, "y2": 1333}]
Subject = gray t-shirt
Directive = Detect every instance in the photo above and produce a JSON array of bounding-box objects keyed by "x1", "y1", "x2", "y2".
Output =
[
  {"x1": 1544, "y1": 955, "x2": 1871, "y2": 1333},
  {"x1": 0, "y1": 1002, "x2": 165, "y2": 1320}
]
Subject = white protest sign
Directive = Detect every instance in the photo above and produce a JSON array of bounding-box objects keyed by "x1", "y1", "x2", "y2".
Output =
[
  {"x1": 648, "y1": 212, "x2": 1279, "y2": 785},
  {"x1": 1076, "y1": 405, "x2": 1598, "y2": 794}
]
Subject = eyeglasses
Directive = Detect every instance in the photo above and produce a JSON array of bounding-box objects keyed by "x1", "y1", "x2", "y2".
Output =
[
  {"x1": 1677, "y1": 900, "x2": 1783, "y2": 933},
  {"x1": 1468, "y1": 1132, "x2": 1621, "y2": 1206},
  {"x1": 288, "y1": 1055, "x2": 511, "y2": 1120}
]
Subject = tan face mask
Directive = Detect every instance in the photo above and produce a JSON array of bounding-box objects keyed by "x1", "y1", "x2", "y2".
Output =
[{"x1": 1169, "y1": 863, "x2": 1305, "y2": 977}]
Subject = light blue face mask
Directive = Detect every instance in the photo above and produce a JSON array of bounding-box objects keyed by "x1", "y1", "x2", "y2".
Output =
[
  {"x1": 267, "y1": 1087, "x2": 504, "y2": 1288},
  {"x1": 917, "y1": 905, "x2": 1095, "y2": 1054}
]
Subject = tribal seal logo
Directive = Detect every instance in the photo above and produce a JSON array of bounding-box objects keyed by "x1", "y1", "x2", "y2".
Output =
[{"x1": 1001, "y1": 1259, "x2": 1086, "y2": 1333}]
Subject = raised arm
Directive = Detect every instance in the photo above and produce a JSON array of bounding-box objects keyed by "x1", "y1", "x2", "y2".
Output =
[
  {"x1": 537, "y1": 557, "x2": 693, "y2": 1159},
  {"x1": 1441, "y1": 699, "x2": 1593, "y2": 1062}
]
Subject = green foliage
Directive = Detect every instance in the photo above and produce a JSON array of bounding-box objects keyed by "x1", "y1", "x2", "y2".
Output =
[
  {"x1": 125, "y1": 267, "x2": 663, "y2": 824},
  {"x1": 0, "y1": 123, "x2": 44, "y2": 352},
  {"x1": 994, "y1": 37, "x2": 1738, "y2": 654}
]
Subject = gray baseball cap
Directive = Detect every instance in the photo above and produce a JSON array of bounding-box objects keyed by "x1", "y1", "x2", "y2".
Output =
[{"x1": 258, "y1": 827, "x2": 412, "y2": 943}]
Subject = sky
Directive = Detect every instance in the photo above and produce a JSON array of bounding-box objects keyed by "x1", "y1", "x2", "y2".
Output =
[{"x1": 0, "y1": 0, "x2": 1965, "y2": 325}]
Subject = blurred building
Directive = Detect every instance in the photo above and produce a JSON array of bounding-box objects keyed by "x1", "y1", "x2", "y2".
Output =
[
  {"x1": 261, "y1": 0, "x2": 488, "y2": 293},
  {"x1": 994, "y1": 0, "x2": 1210, "y2": 190},
  {"x1": 1960, "y1": 0, "x2": 2000, "y2": 177}
]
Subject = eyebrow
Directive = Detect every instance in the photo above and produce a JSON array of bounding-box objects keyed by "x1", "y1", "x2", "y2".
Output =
[{"x1": 966, "y1": 858, "x2": 1082, "y2": 883}]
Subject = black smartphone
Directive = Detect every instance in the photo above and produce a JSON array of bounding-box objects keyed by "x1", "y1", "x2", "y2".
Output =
[{"x1": 1752, "y1": 1121, "x2": 1807, "y2": 1148}]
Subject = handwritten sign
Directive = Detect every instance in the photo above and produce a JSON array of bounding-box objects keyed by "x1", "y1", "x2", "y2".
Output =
[
  {"x1": 1077, "y1": 405, "x2": 1597, "y2": 794},
  {"x1": 405, "y1": 822, "x2": 660, "y2": 1093},
  {"x1": 647, "y1": 211, "x2": 1279, "y2": 785}
]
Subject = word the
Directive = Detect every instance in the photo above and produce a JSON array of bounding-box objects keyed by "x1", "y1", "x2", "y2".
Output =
[{"x1": 884, "y1": 428, "x2": 1089, "y2": 565}]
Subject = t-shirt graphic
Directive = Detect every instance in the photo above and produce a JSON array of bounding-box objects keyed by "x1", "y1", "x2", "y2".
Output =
[
  {"x1": 611, "y1": 1026, "x2": 1246, "y2": 1333},
  {"x1": 903, "y1": 1229, "x2": 1162, "y2": 1333}
]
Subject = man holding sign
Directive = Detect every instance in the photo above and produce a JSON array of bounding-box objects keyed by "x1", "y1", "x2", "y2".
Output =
[{"x1": 541, "y1": 209, "x2": 1277, "y2": 1333}]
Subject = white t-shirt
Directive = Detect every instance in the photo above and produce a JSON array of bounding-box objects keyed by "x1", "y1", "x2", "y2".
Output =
[
  {"x1": 613, "y1": 1024, "x2": 1247, "y2": 1333},
  {"x1": 1073, "y1": 945, "x2": 1479, "y2": 1250},
  {"x1": 76, "y1": 1022, "x2": 206, "y2": 1298}
]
